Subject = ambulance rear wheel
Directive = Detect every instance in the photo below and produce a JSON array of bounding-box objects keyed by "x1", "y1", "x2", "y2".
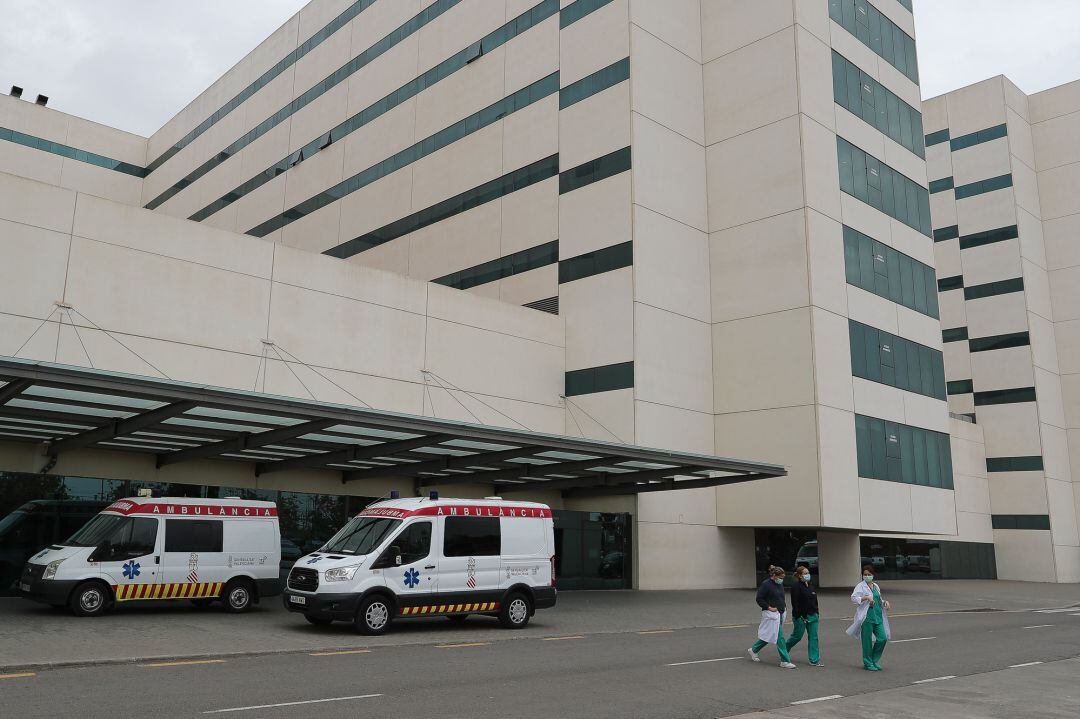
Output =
[
  {"x1": 355, "y1": 595, "x2": 392, "y2": 635},
  {"x1": 223, "y1": 579, "x2": 254, "y2": 613},
  {"x1": 70, "y1": 581, "x2": 110, "y2": 617},
  {"x1": 498, "y1": 592, "x2": 531, "y2": 629}
]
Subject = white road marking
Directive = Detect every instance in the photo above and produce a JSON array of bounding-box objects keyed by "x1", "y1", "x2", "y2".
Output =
[
  {"x1": 913, "y1": 675, "x2": 956, "y2": 684},
  {"x1": 790, "y1": 695, "x2": 843, "y2": 705},
  {"x1": 202, "y1": 694, "x2": 383, "y2": 714},
  {"x1": 666, "y1": 657, "x2": 741, "y2": 667},
  {"x1": 891, "y1": 636, "x2": 936, "y2": 643},
  {"x1": 1009, "y1": 661, "x2": 1043, "y2": 668},
  {"x1": 1023, "y1": 625, "x2": 1054, "y2": 629}
]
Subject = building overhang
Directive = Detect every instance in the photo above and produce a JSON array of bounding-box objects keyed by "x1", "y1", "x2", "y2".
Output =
[{"x1": 0, "y1": 357, "x2": 785, "y2": 497}]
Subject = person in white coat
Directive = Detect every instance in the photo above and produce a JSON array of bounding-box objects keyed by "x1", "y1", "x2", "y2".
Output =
[
  {"x1": 748, "y1": 565, "x2": 796, "y2": 669},
  {"x1": 847, "y1": 564, "x2": 891, "y2": 670}
]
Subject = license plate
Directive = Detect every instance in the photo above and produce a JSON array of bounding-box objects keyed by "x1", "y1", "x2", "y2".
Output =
[
  {"x1": 19, "y1": 582, "x2": 31, "y2": 592},
  {"x1": 289, "y1": 595, "x2": 307, "y2": 605}
]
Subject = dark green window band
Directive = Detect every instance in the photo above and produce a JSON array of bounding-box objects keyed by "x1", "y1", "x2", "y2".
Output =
[
  {"x1": 964, "y1": 277, "x2": 1024, "y2": 300},
  {"x1": 829, "y1": 0, "x2": 919, "y2": 84},
  {"x1": 941, "y1": 327, "x2": 968, "y2": 343},
  {"x1": 832, "y1": 50, "x2": 924, "y2": 158},
  {"x1": 559, "y1": 241, "x2": 633, "y2": 284},
  {"x1": 934, "y1": 225, "x2": 959, "y2": 242},
  {"x1": 974, "y1": 387, "x2": 1036, "y2": 406},
  {"x1": 959, "y1": 225, "x2": 1018, "y2": 251},
  {"x1": 925, "y1": 129, "x2": 950, "y2": 147},
  {"x1": 954, "y1": 174, "x2": 1012, "y2": 200},
  {"x1": 929, "y1": 177, "x2": 953, "y2": 194},
  {"x1": 560, "y1": 58, "x2": 629, "y2": 110},
  {"x1": 937, "y1": 275, "x2": 963, "y2": 292},
  {"x1": 950, "y1": 123, "x2": 1007, "y2": 152},
  {"x1": 991, "y1": 514, "x2": 1049, "y2": 530},
  {"x1": 433, "y1": 241, "x2": 559, "y2": 291},
  {"x1": 947, "y1": 380, "x2": 973, "y2": 395},
  {"x1": 855, "y1": 414, "x2": 953, "y2": 490},
  {"x1": 559, "y1": 147, "x2": 631, "y2": 195},
  {"x1": 0, "y1": 126, "x2": 146, "y2": 177},
  {"x1": 843, "y1": 225, "x2": 939, "y2": 319},
  {"x1": 561, "y1": 0, "x2": 615, "y2": 29},
  {"x1": 565, "y1": 362, "x2": 634, "y2": 396},
  {"x1": 837, "y1": 136, "x2": 931, "y2": 237},
  {"x1": 986, "y1": 457, "x2": 1044, "y2": 473},
  {"x1": 968, "y1": 331, "x2": 1029, "y2": 353}
]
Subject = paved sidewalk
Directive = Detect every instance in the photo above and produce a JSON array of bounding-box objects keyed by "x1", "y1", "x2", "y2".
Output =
[{"x1": 1, "y1": 580, "x2": 1076, "y2": 670}]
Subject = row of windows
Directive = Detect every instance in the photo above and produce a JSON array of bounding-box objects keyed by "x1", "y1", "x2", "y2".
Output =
[
  {"x1": 832, "y1": 51, "x2": 925, "y2": 157},
  {"x1": 855, "y1": 414, "x2": 954, "y2": 489},
  {"x1": 991, "y1": 514, "x2": 1051, "y2": 530},
  {"x1": 146, "y1": 0, "x2": 386, "y2": 173},
  {"x1": 929, "y1": 177, "x2": 954, "y2": 194},
  {"x1": 954, "y1": 173, "x2": 1013, "y2": 200},
  {"x1": 974, "y1": 387, "x2": 1037, "y2": 406},
  {"x1": 156, "y1": 0, "x2": 559, "y2": 213},
  {"x1": 559, "y1": 146, "x2": 631, "y2": 195},
  {"x1": 947, "y1": 379, "x2": 973, "y2": 395},
  {"x1": 925, "y1": 128, "x2": 950, "y2": 147},
  {"x1": 565, "y1": 362, "x2": 634, "y2": 397},
  {"x1": 0, "y1": 126, "x2": 146, "y2": 177},
  {"x1": 433, "y1": 241, "x2": 559, "y2": 291},
  {"x1": 561, "y1": 0, "x2": 614, "y2": 28},
  {"x1": 560, "y1": 58, "x2": 629, "y2": 110},
  {"x1": 942, "y1": 327, "x2": 968, "y2": 343},
  {"x1": 843, "y1": 225, "x2": 939, "y2": 319},
  {"x1": 838, "y1": 137, "x2": 932, "y2": 237},
  {"x1": 249, "y1": 71, "x2": 560, "y2": 238},
  {"x1": 969, "y1": 331, "x2": 1029, "y2": 353},
  {"x1": 325, "y1": 154, "x2": 559, "y2": 259},
  {"x1": 560, "y1": 241, "x2": 633, "y2": 284},
  {"x1": 950, "y1": 123, "x2": 1007, "y2": 152},
  {"x1": 964, "y1": 276, "x2": 1024, "y2": 301},
  {"x1": 986, "y1": 456, "x2": 1044, "y2": 473},
  {"x1": 934, "y1": 225, "x2": 959, "y2": 242},
  {"x1": 960, "y1": 224, "x2": 1018, "y2": 251},
  {"x1": 937, "y1": 275, "x2": 963, "y2": 292},
  {"x1": 849, "y1": 319, "x2": 947, "y2": 400},
  {"x1": 829, "y1": 0, "x2": 919, "y2": 84}
]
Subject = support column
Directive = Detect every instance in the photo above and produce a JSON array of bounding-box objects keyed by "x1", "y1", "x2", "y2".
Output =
[{"x1": 817, "y1": 531, "x2": 861, "y2": 588}]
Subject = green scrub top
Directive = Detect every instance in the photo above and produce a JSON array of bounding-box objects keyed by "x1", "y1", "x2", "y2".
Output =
[{"x1": 867, "y1": 584, "x2": 883, "y2": 624}]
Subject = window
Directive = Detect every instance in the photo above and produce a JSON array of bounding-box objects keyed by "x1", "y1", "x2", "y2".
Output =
[
  {"x1": 954, "y1": 174, "x2": 1013, "y2": 200},
  {"x1": 925, "y1": 128, "x2": 950, "y2": 147},
  {"x1": 843, "y1": 226, "x2": 938, "y2": 318},
  {"x1": 559, "y1": 147, "x2": 632, "y2": 194},
  {"x1": 434, "y1": 241, "x2": 559, "y2": 291},
  {"x1": 968, "y1": 331, "x2": 1030, "y2": 353},
  {"x1": 963, "y1": 277, "x2": 1024, "y2": 300},
  {"x1": 443, "y1": 517, "x2": 501, "y2": 557},
  {"x1": 947, "y1": 380, "x2": 973, "y2": 395},
  {"x1": 991, "y1": 515, "x2": 1050, "y2": 530},
  {"x1": 934, "y1": 225, "x2": 959, "y2": 242},
  {"x1": 929, "y1": 177, "x2": 954, "y2": 194},
  {"x1": 974, "y1": 387, "x2": 1037, "y2": 406},
  {"x1": 0, "y1": 127, "x2": 147, "y2": 178},
  {"x1": 937, "y1": 275, "x2": 964, "y2": 292},
  {"x1": 559, "y1": 242, "x2": 633, "y2": 284},
  {"x1": 855, "y1": 415, "x2": 953, "y2": 489},
  {"x1": 950, "y1": 123, "x2": 1007, "y2": 152},
  {"x1": 986, "y1": 457, "x2": 1044, "y2": 473},
  {"x1": 165, "y1": 519, "x2": 223, "y2": 553},
  {"x1": 393, "y1": 521, "x2": 432, "y2": 564},
  {"x1": 829, "y1": 0, "x2": 919, "y2": 83},
  {"x1": 560, "y1": 0, "x2": 614, "y2": 28},
  {"x1": 837, "y1": 137, "x2": 931, "y2": 237},
  {"x1": 565, "y1": 362, "x2": 634, "y2": 397},
  {"x1": 849, "y1": 320, "x2": 946, "y2": 400},
  {"x1": 832, "y1": 51, "x2": 924, "y2": 157},
  {"x1": 959, "y1": 225, "x2": 1018, "y2": 250},
  {"x1": 941, "y1": 327, "x2": 968, "y2": 343},
  {"x1": 560, "y1": 58, "x2": 629, "y2": 109},
  {"x1": 319, "y1": 516, "x2": 398, "y2": 555}
]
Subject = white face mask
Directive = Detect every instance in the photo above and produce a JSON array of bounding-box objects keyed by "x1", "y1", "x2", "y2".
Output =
[
  {"x1": 801, "y1": 573, "x2": 811, "y2": 583},
  {"x1": 864, "y1": 575, "x2": 874, "y2": 583}
]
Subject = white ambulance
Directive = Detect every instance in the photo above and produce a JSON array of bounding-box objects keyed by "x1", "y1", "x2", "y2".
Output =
[
  {"x1": 18, "y1": 497, "x2": 281, "y2": 616},
  {"x1": 283, "y1": 496, "x2": 557, "y2": 635}
]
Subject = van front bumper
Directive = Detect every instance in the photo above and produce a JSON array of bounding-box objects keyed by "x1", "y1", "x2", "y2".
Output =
[
  {"x1": 19, "y1": 577, "x2": 78, "y2": 606},
  {"x1": 283, "y1": 589, "x2": 360, "y2": 621}
]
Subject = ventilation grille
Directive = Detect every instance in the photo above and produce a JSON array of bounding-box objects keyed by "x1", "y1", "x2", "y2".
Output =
[{"x1": 523, "y1": 296, "x2": 559, "y2": 315}]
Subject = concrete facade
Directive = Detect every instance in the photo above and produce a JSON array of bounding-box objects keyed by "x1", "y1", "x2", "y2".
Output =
[{"x1": 0, "y1": 0, "x2": 1076, "y2": 585}]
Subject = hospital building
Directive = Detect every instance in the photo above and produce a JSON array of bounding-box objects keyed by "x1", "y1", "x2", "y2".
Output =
[{"x1": 1, "y1": 0, "x2": 1078, "y2": 594}]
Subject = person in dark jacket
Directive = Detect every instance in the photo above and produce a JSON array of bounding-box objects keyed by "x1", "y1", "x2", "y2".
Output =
[
  {"x1": 786, "y1": 565, "x2": 823, "y2": 666},
  {"x1": 748, "y1": 565, "x2": 795, "y2": 669}
]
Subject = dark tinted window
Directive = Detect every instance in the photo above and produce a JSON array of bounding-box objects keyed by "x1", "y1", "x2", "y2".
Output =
[
  {"x1": 165, "y1": 519, "x2": 223, "y2": 552},
  {"x1": 394, "y1": 521, "x2": 432, "y2": 564},
  {"x1": 443, "y1": 517, "x2": 500, "y2": 557}
]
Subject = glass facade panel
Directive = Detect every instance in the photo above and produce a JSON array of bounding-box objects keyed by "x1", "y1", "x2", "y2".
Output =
[
  {"x1": 963, "y1": 277, "x2": 1024, "y2": 300},
  {"x1": 0, "y1": 127, "x2": 147, "y2": 177},
  {"x1": 974, "y1": 387, "x2": 1037, "y2": 406},
  {"x1": 559, "y1": 147, "x2": 632, "y2": 194},
  {"x1": 855, "y1": 415, "x2": 953, "y2": 489},
  {"x1": 986, "y1": 456, "x2": 1044, "y2": 472},
  {"x1": 553, "y1": 510, "x2": 631, "y2": 589},
  {"x1": 837, "y1": 137, "x2": 931, "y2": 236},
  {"x1": 954, "y1": 173, "x2": 1014, "y2": 200},
  {"x1": 843, "y1": 226, "x2": 938, "y2": 318},
  {"x1": 860, "y1": 537, "x2": 996, "y2": 580},
  {"x1": 564, "y1": 362, "x2": 634, "y2": 397},
  {"x1": 968, "y1": 331, "x2": 1030, "y2": 353},
  {"x1": 434, "y1": 241, "x2": 559, "y2": 290},
  {"x1": 950, "y1": 123, "x2": 1008, "y2": 152},
  {"x1": 559, "y1": 241, "x2": 633, "y2": 284},
  {"x1": 991, "y1": 514, "x2": 1051, "y2": 530},
  {"x1": 925, "y1": 128, "x2": 950, "y2": 147},
  {"x1": 849, "y1": 320, "x2": 946, "y2": 400},
  {"x1": 829, "y1": 0, "x2": 919, "y2": 82},
  {"x1": 959, "y1": 225, "x2": 1019, "y2": 250}
]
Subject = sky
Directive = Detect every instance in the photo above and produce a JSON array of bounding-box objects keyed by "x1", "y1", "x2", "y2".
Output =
[{"x1": 0, "y1": 1, "x2": 1078, "y2": 138}]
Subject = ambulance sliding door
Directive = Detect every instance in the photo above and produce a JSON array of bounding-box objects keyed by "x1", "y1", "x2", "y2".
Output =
[{"x1": 161, "y1": 518, "x2": 226, "y2": 599}]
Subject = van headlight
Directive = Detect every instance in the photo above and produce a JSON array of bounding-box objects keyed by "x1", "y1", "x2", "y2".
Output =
[
  {"x1": 42, "y1": 559, "x2": 65, "y2": 580},
  {"x1": 323, "y1": 564, "x2": 362, "y2": 582}
]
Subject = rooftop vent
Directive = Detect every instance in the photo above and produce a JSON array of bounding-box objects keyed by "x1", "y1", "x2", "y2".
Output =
[
  {"x1": 9, "y1": 86, "x2": 22, "y2": 98},
  {"x1": 35, "y1": 94, "x2": 49, "y2": 106}
]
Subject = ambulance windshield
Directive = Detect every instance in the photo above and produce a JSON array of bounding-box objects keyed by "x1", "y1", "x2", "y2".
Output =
[
  {"x1": 321, "y1": 516, "x2": 399, "y2": 555},
  {"x1": 64, "y1": 513, "x2": 130, "y2": 547}
]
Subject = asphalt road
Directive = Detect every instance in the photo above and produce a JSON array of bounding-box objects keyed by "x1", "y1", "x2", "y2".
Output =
[{"x1": 3, "y1": 603, "x2": 1079, "y2": 718}]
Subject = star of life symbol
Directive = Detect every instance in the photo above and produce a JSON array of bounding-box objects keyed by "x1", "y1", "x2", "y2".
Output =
[
  {"x1": 122, "y1": 560, "x2": 141, "y2": 579},
  {"x1": 403, "y1": 568, "x2": 420, "y2": 588},
  {"x1": 466, "y1": 557, "x2": 477, "y2": 589}
]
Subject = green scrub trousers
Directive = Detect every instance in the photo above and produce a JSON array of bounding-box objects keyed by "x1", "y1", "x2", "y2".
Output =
[
  {"x1": 861, "y1": 586, "x2": 887, "y2": 669},
  {"x1": 786, "y1": 614, "x2": 820, "y2": 664},
  {"x1": 751, "y1": 613, "x2": 791, "y2": 663}
]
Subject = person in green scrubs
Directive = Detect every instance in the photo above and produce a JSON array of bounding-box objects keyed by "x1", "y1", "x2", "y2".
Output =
[
  {"x1": 786, "y1": 565, "x2": 822, "y2": 666},
  {"x1": 854, "y1": 565, "x2": 891, "y2": 670}
]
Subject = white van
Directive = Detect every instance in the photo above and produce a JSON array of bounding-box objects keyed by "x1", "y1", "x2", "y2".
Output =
[
  {"x1": 18, "y1": 497, "x2": 281, "y2": 616},
  {"x1": 283, "y1": 497, "x2": 557, "y2": 634}
]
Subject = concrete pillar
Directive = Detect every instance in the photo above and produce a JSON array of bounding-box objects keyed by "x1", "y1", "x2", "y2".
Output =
[{"x1": 817, "y1": 531, "x2": 861, "y2": 588}]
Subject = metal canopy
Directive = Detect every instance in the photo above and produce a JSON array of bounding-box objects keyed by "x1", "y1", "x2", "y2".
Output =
[{"x1": 0, "y1": 358, "x2": 786, "y2": 497}]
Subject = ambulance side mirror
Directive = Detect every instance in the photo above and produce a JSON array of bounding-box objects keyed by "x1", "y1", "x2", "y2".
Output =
[
  {"x1": 90, "y1": 539, "x2": 113, "y2": 562},
  {"x1": 372, "y1": 546, "x2": 402, "y2": 570}
]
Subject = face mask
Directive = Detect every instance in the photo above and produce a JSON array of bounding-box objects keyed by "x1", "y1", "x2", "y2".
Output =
[
  {"x1": 864, "y1": 575, "x2": 874, "y2": 583},
  {"x1": 773, "y1": 577, "x2": 784, "y2": 584},
  {"x1": 801, "y1": 574, "x2": 811, "y2": 583}
]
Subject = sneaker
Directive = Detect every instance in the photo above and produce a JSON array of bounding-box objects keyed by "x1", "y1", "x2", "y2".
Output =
[
  {"x1": 779, "y1": 662, "x2": 797, "y2": 669},
  {"x1": 809, "y1": 661, "x2": 825, "y2": 667},
  {"x1": 747, "y1": 648, "x2": 760, "y2": 662}
]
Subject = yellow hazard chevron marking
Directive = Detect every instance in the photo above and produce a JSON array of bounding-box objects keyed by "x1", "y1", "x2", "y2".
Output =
[
  {"x1": 400, "y1": 602, "x2": 498, "y2": 616},
  {"x1": 114, "y1": 582, "x2": 224, "y2": 601}
]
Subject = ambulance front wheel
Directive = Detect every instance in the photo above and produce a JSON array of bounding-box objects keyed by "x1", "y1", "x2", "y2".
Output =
[
  {"x1": 69, "y1": 581, "x2": 111, "y2": 617},
  {"x1": 223, "y1": 578, "x2": 254, "y2": 613},
  {"x1": 355, "y1": 595, "x2": 392, "y2": 635},
  {"x1": 498, "y1": 592, "x2": 531, "y2": 629}
]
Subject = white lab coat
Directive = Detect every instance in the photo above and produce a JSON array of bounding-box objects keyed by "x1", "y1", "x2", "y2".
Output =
[
  {"x1": 757, "y1": 609, "x2": 783, "y2": 644},
  {"x1": 846, "y1": 581, "x2": 892, "y2": 639}
]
